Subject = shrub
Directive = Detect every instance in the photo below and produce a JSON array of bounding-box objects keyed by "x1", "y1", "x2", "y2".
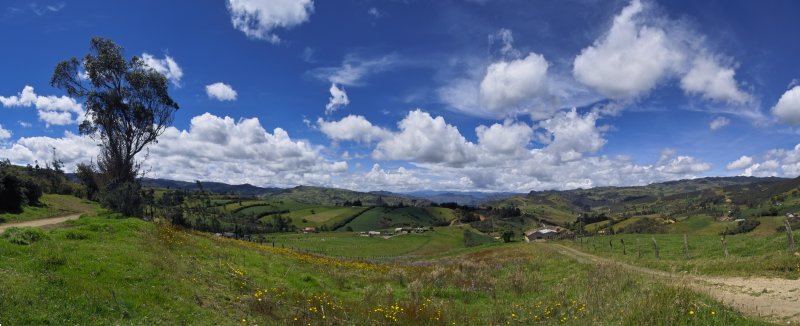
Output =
[
  {"x1": 64, "y1": 230, "x2": 91, "y2": 240},
  {"x1": 0, "y1": 173, "x2": 25, "y2": 213},
  {"x1": 2, "y1": 227, "x2": 48, "y2": 245},
  {"x1": 464, "y1": 229, "x2": 496, "y2": 247},
  {"x1": 102, "y1": 181, "x2": 143, "y2": 217},
  {"x1": 618, "y1": 218, "x2": 665, "y2": 234},
  {"x1": 723, "y1": 219, "x2": 760, "y2": 235}
]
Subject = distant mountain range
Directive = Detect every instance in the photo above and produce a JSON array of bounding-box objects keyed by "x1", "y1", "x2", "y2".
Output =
[
  {"x1": 136, "y1": 178, "x2": 519, "y2": 205},
  {"x1": 139, "y1": 178, "x2": 283, "y2": 196},
  {"x1": 89, "y1": 175, "x2": 800, "y2": 212},
  {"x1": 402, "y1": 190, "x2": 521, "y2": 205}
]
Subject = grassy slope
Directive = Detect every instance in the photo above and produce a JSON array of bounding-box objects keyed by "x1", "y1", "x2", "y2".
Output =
[
  {"x1": 343, "y1": 207, "x2": 447, "y2": 231},
  {"x1": 0, "y1": 216, "x2": 763, "y2": 325},
  {"x1": 562, "y1": 231, "x2": 800, "y2": 278},
  {"x1": 265, "y1": 226, "x2": 477, "y2": 259},
  {"x1": 0, "y1": 194, "x2": 97, "y2": 223}
]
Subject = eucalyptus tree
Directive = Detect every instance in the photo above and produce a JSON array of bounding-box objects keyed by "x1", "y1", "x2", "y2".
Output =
[{"x1": 51, "y1": 37, "x2": 179, "y2": 215}]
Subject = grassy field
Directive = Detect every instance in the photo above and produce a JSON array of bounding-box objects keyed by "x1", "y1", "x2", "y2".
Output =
[
  {"x1": 0, "y1": 194, "x2": 98, "y2": 223},
  {"x1": 0, "y1": 215, "x2": 763, "y2": 325},
  {"x1": 562, "y1": 231, "x2": 800, "y2": 278},
  {"x1": 264, "y1": 226, "x2": 481, "y2": 259},
  {"x1": 343, "y1": 207, "x2": 449, "y2": 231}
]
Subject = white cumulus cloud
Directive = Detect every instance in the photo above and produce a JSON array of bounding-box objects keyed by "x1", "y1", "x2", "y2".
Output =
[
  {"x1": 572, "y1": 0, "x2": 755, "y2": 118},
  {"x1": 141, "y1": 53, "x2": 183, "y2": 86},
  {"x1": 476, "y1": 120, "x2": 532, "y2": 155},
  {"x1": 205, "y1": 82, "x2": 238, "y2": 101},
  {"x1": 772, "y1": 86, "x2": 800, "y2": 125},
  {"x1": 325, "y1": 83, "x2": 349, "y2": 114},
  {"x1": 479, "y1": 52, "x2": 549, "y2": 116},
  {"x1": 226, "y1": 0, "x2": 314, "y2": 43},
  {"x1": 537, "y1": 109, "x2": 606, "y2": 162},
  {"x1": 573, "y1": 0, "x2": 683, "y2": 100},
  {"x1": 0, "y1": 85, "x2": 85, "y2": 126},
  {"x1": 373, "y1": 110, "x2": 477, "y2": 167},
  {"x1": 317, "y1": 115, "x2": 390, "y2": 143},
  {"x1": 0, "y1": 124, "x2": 11, "y2": 140},
  {"x1": 681, "y1": 55, "x2": 751, "y2": 104},
  {"x1": 726, "y1": 155, "x2": 753, "y2": 170}
]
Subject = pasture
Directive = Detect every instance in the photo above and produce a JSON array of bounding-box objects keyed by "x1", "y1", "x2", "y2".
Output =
[
  {"x1": 562, "y1": 229, "x2": 800, "y2": 278},
  {"x1": 0, "y1": 215, "x2": 761, "y2": 325}
]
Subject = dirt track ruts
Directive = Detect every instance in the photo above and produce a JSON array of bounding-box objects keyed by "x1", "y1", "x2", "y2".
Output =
[
  {"x1": 552, "y1": 244, "x2": 800, "y2": 324},
  {"x1": 0, "y1": 213, "x2": 82, "y2": 233}
]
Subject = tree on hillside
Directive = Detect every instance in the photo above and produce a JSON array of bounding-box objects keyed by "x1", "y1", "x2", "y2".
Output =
[{"x1": 50, "y1": 37, "x2": 179, "y2": 216}]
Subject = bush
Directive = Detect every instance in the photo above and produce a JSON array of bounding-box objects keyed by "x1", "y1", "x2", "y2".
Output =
[
  {"x1": 64, "y1": 230, "x2": 91, "y2": 240},
  {"x1": 2, "y1": 227, "x2": 48, "y2": 245},
  {"x1": 464, "y1": 229, "x2": 496, "y2": 247},
  {"x1": 723, "y1": 219, "x2": 760, "y2": 235},
  {"x1": 102, "y1": 182, "x2": 143, "y2": 217},
  {"x1": 0, "y1": 173, "x2": 25, "y2": 213},
  {"x1": 618, "y1": 218, "x2": 665, "y2": 234}
]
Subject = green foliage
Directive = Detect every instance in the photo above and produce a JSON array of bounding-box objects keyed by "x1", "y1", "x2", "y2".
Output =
[
  {"x1": 64, "y1": 230, "x2": 91, "y2": 240},
  {"x1": 1, "y1": 227, "x2": 48, "y2": 245},
  {"x1": 723, "y1": 220, "x2": 761, "y2": 235},
  {"x1": 102, "y1": 182, "x2": 143, "y2": 217},
  {"x1": 501, "y1": 229, "x2": 515, "y2": 243},
  {"x1": 0, "y1": 162, "x2": 44, "y2": 213},
  {"x1": 618, "y1": 218, "x2": 666, "y2": 234},
  {"x1": 464, "y1": 229, "x2": 496, "y2": 247},
  {"x1": 52, "y1": 37, "x2": 179, "y2": 185},
  {"x1": 75, "y1": 163, "x2": 100, "y2": 200}
]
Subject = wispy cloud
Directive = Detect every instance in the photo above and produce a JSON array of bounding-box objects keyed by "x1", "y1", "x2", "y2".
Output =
[{"x1": 309, "y1": 53, "x2": 402, "y2": 86}]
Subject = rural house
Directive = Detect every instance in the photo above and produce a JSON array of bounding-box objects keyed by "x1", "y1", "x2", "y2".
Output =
[{"x1": 524, "y1": 225, "x2": 568, "y2": 242}]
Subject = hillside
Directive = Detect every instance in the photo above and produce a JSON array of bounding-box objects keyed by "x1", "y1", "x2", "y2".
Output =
[
  {"x1": 484, "y1": 176, "x2": 800, "y2": 232},
  {"x1": 402, "y1": 191, "x2": 520, "y2": 205},
  {"x1": 268, "y1": 185, "x2": 427, "y2": 207},
  {"x1": 139, "y1": 178, "x2": 283, "y2": 196},
  {"x1": 0, "y1": 215, "x2": 762, "y2": 325}
]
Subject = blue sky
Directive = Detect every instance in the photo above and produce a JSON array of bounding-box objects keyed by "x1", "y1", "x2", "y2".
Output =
[{"x1": 2, "y1": 0, "x2": 800, "y2": 192}]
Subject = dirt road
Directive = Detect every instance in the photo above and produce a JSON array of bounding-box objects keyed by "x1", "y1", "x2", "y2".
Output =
[
  {"x1": 552, "y1": 244, "x2": 800, "y2": 324},
  {"x1": 0, "y1": 213, "x2": 82, "y2": 233}
]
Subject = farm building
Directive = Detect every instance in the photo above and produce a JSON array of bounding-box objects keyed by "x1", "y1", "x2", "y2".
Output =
[
  {"x1": 524, "y1": 226, "x2": 568, "y2": 242},
  {"x1": 302, "y1": 227, "x2": 316, "y2": 234},
  {"x1": 368, "y1": 231, "x2": 381, "y2": 236}
]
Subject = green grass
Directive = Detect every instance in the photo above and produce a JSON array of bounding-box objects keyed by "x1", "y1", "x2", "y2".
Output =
[
  {"x1": 343, "y1": 207, "x2": 446, "y2": 231},
  {"x1": 563, "y1": 230, "x2": 800, "y2": 278},
  {"x1": 0, "y1": 194, "x2": 98, "y2": 224},
  {"x1": 286, "y1": 206, "x2": 366, "y2": 226},
  {"x1": 263, "y1": 226, "x2": 477, "y2": 259},
  {"x1": 0, "y1": 215, "x2": 763, "y2": 325}
]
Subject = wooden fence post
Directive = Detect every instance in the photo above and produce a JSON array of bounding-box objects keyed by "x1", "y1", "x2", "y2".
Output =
[
  {"x1": 785, "y1": 219, "x2": 796, "y2": 251},
  {"x1": 683, "y1": 233, "x2": 690, "y2": 259},
  {"x1": 609, "y1": 239, "x2": 613, "y2": 251},
  {"x1": 621, "y1": 238, "x2": 626, "y2": 255},
  {"x1": 651, "y1": 237, "x2": 659, "y2": 259},
  {"x1": 636, "y1": 238, "x2": 641, "y2": 258},
  {"x1": 721, "y1": 231, "x2": 729, "y2": 257}
]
